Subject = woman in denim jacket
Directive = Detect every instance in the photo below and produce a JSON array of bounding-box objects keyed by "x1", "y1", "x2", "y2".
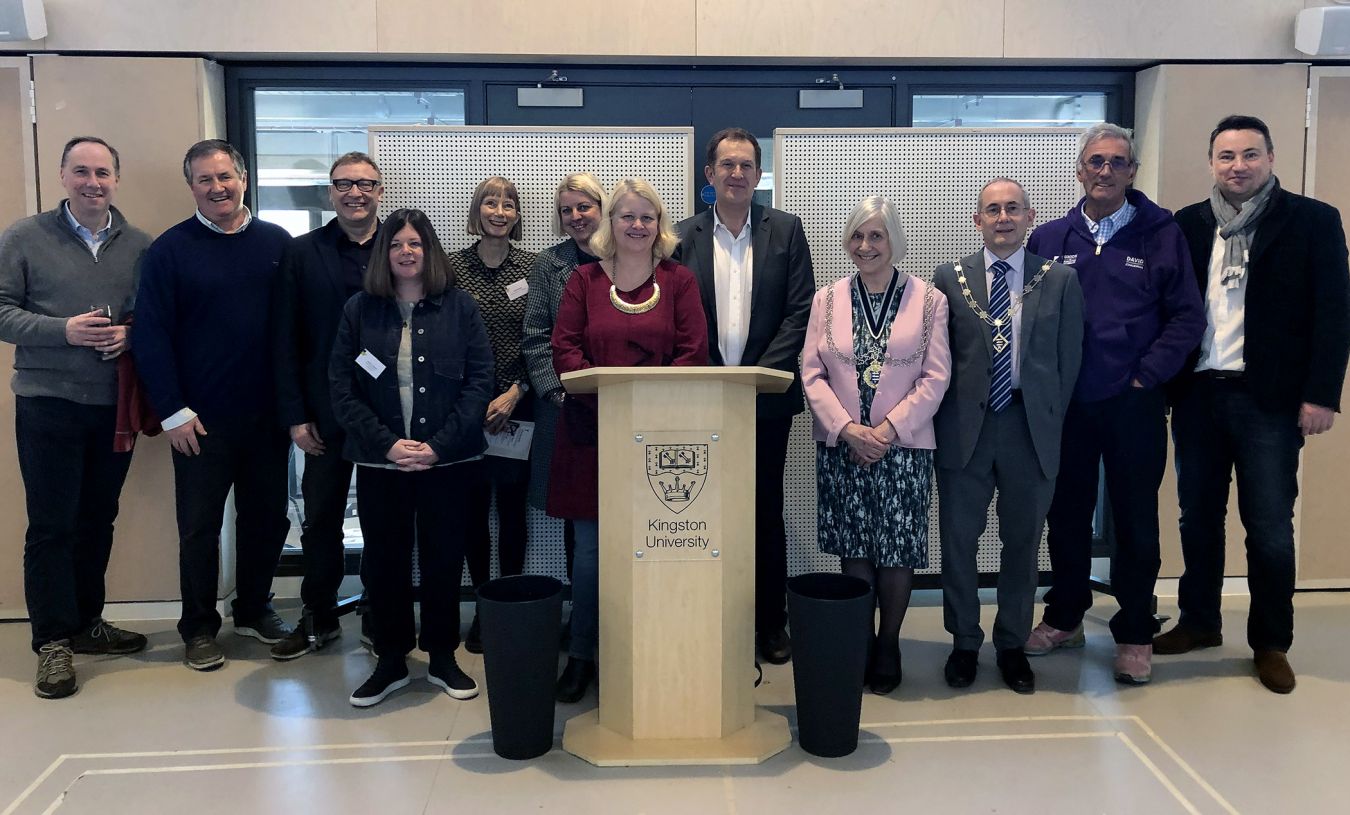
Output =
[{"x1": 330, "y1": 208, "x2": 494, "y2": 708}]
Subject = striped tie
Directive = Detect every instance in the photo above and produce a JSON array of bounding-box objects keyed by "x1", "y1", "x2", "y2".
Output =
[{"x1": 989, "y1": 259, "x2": 1013, "y2": 413}]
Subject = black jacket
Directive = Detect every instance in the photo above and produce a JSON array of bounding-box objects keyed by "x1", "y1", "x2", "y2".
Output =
[
  {"x1": 672, "y1": 204, "x2": 815, "y2": 419},
  {"x1": 329, "y1": 289, "x2": 494, "y2": 465},
  {"x1": 273, "y1": 219, "x2": 364, "y2": 440},
  {"x1": 1173, "y1": 185, "x2": 1350, "y2": 413}
]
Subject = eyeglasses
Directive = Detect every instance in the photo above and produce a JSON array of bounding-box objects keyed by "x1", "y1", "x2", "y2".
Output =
[
  {"x1": 982, "y1": 203, "x2": 1026, "y2": 217},
  {"x1": 615, "y1": 213, "x2": 657, "y2": 226},
  {"x1": 331, "y1": 179, "x2": 381, "y2": 192},
  {"x1": 1081, "y1": 155, "x2": 1134, "y2": 173}
]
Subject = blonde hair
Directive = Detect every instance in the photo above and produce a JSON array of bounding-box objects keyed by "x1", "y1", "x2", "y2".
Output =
[
  {"x1": 841, "y1": 196, "x2": 907, "y2": 267},
  {"x1": 588, "y1": 178, "x2": 680, "y2": 262},
  {"x1": 551, "y1": 172, "x2": 607, "y2": 236},
  {"x1": 466, "y1": 176, "x2": 523, "y2": 240}
]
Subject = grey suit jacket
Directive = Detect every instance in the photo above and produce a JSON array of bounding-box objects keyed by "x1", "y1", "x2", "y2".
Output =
[
  {"x1": 933, "y1": 250, "x2": 1084, "y2": 479},
  {"x1": 672, "y1": 204, "x2": 815, "y2": 418}
]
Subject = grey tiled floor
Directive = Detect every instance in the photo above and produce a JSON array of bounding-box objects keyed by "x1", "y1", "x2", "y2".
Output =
[{"x1": 3, "y1": 592, "x2": 1348, "y2": 814}]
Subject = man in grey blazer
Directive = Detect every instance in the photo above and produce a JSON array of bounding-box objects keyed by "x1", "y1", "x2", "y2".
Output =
[
  {"x1": 672, "y1": 128, "x2": 815, "y2": 664},
  {"x1": 933, "y1": 178, "x2": 1084, "y2": 693}
]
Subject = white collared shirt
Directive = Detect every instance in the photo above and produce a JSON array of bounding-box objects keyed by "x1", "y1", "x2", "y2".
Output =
[
  {"x1": 711, "y1": 206, "x2": 754, "y2": 366},
  {"x1": 62, "y1": 201, "x2": 112, "y2": 259},
  {"x1": 195, "y1": 206, "x2": 253, "y2": 234},
  {"x1": 1195, "y1": 228, "x2": 1246, "y2": 373},
  {"x1": 985, "y1": 246, "x2": 1026, "y2": 389}
]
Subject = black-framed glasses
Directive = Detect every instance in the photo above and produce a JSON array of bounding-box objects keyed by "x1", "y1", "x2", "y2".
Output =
[
  {"x1": 1082, "y1": 155, "x2": 1133, "y2": 173},
  {"x1": 331, "y1": 178, "x2": 381, "y2": 192}
]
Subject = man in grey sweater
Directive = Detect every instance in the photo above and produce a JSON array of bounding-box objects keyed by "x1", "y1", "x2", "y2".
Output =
[{"x1": 0, "y1": 136, "x2": 153, "y2": 699}]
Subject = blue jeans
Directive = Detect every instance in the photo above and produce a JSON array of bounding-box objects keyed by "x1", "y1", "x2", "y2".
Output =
[
  {"x1": 1172, "y1": 376, "x2": 1302, "y2": 652},
  {"x1": 568, "y1": 519, "x2": 599, "y2": 660}
]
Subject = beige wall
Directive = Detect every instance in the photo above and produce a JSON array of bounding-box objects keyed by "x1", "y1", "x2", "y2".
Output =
[
  {"x1": 1299, "y1": 69, "x2": 1350, "y2": 586},
  {"x1": 0, "y1": 0, "x2": 1335, "y2": 62},
  {"x1": 0, "y1": 56, "x2": 226, "y2": 613}
]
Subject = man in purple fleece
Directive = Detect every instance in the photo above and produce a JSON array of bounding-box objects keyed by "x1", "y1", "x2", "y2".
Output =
[{"x1": 1022, "y1": 123, "x2": 1205, "y2": 685}]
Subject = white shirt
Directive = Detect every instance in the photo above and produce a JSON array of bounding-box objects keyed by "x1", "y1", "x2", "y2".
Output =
[
  {"x1": 1195, "y1": 228, "x2": 1246, "y2": 373},
  {"x1": 985, "y1": 247, "x2": 1026, "y2": 389},
  {"x1": 711, "y1": 206, "x2": 754, "y2": 366}
]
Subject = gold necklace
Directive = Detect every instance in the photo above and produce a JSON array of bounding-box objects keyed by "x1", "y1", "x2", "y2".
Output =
[
  {"x1": 605, "y1": 260, "x2": 661, "y2": 315},
  {"x1": 953, "y1": 259, "x2": 1052, "y2": 354}
]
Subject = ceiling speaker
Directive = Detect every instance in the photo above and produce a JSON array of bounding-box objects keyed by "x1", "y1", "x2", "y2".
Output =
[{"x1": 1296, "y1": 6, "x2": 1350, "y2": 56}]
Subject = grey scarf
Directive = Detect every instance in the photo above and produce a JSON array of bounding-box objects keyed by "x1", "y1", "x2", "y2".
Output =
[{"x1": 1209, "y1": 175, "x2": 1278, "y2": 290}]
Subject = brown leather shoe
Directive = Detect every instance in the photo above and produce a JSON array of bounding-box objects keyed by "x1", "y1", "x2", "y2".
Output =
[
  {"x1": 1152, "y1": 624, "x2": 1222, "y2": 655},
  {"x1": 1254, "y1": 650, "x2": 1296, "y2": 694}
]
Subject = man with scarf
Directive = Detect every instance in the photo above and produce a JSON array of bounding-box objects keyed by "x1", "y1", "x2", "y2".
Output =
[{"x1": 1156, "y1": 115, "x2": 1350, "y2": 694}]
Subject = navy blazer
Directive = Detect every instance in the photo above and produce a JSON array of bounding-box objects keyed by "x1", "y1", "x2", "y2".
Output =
[
  {"x1": 673, "y1": 204, "x2": 815, "y2": 419},
  {"x1": 329, "y1": 289, "x2": 494, "y2": 465},
  {"x1": 1173, "y1": 184, "x2": 1350, "y2": 413}
]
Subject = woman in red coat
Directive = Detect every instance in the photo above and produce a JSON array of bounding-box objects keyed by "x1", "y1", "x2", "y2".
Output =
[{"x1": 549, "y1": 178, "x2": 709, "y2": 702}]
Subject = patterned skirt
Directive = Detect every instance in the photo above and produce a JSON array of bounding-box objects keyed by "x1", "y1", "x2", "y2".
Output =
[{"x1": 816, "y1": 442, "x2": 933, "y2": 569}]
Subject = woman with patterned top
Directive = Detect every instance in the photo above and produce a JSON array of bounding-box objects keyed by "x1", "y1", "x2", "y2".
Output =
[
  {"x1": 549, "y1": 178, "x2": 709, "y2": 702},
  {"x1": 521, "y1": 173, "x2": 608, "y2": 582},
  {"x1": 449, "y1": 176, "x2": 539, "y2": 654},
  {"x1": 801, "y1": 196, "x2": 951, "y2": 696}
]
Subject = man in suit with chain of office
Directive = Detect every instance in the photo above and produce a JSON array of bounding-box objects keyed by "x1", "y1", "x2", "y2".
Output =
[{"x1": 933, "y1": 178, "x2": 1084, "y2": 694}]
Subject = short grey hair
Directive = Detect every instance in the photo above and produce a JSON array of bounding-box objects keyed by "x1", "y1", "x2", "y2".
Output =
[
  {"x1": 1078, "y1": 123, "x2": 1138, "y2": 167},
  {"x1": 182, "y1": 139, "x2": 246, "y2": 183},
  {"x1": 841, "y1": 196, "x2": 907, "y2": 267},
  {"x1": 977, "y1": 177, "x2": 1031, "y2": 211}
]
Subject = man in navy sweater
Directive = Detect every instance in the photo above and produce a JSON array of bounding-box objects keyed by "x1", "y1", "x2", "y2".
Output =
[
  {"x1": 133, "y1": 139, "x2": 294, "y2": 671},
  {"x1": 1024, "y1": 124, "x2": 1205, "y2": 685}
]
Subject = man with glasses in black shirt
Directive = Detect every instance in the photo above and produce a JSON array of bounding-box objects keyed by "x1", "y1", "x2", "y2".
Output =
[{"x1": 270, "y1": 152, "x2": 384, "y2": 660}]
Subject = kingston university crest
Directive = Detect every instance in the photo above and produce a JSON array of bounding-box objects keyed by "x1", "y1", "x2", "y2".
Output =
[{"x1": 644, "y1": 444, "x2": 709, "y2": 514}]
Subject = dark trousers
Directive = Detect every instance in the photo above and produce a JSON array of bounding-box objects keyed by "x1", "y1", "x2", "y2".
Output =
[
  {"x1": 16, "y1": 396, "x2": 134, "y2": 652},
  {"x1": 357, "y1": 464, "x2": 470, "y2": 657},
  {"x1": 464, "y1": 461, "x2": 529, "y2": 588},
  {"x1": 1172, "y1": 377, "x2": 1301, "y2": 652},
  {"x1": 172, "y1": 416, "x2": 290, "y2": 642},
  {"x1": 756, "y1": 415, "x2": 793, "y2": 634},
  {"x1": 1043, "y1": 388, "x2": 1167, "y2": 645},
  {"x1": 937, "y1": 400, "x2": 1055, "y2": 652},
  {"x1": 298, "y1": 441, "x2": 355, "y2": 628}
]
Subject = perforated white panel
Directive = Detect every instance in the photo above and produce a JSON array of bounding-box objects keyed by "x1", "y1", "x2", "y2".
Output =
[
  {"x1": 370, "y1": 126, "x2": 694, "y2": 257},
  {"x1": 775, "y1": 128, "x2": 1084, "y2": 577},
  {"x1": 368, "y1": 126, "x2": 694, "y2": 584}
]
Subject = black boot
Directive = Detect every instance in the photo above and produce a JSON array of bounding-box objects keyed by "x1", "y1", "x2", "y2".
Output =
[{"x1": 555, "y1": 657, "x2": 595, "y2": 703}]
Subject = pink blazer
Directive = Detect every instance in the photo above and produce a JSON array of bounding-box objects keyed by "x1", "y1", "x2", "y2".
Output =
[{"x1": 801, "y1": 274, "x2": 951, "y2": 449}]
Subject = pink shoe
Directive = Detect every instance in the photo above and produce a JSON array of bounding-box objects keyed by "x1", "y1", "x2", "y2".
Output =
[
  {"x1": 1114, "y1": 644, "x2": 1152, "y2": 685},
  {"x1": 1023, "y1": 622, "x2": 1085, "y2": 656}
]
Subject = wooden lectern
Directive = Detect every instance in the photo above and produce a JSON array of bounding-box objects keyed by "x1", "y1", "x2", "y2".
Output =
[{"x1": 559, "y1": 366, "x2": 794, "y2": 766}]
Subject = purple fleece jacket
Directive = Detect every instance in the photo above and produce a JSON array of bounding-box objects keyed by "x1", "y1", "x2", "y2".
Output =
[{"x1": 1027, "y1": 189, "x2": 1204, "y2": 402}]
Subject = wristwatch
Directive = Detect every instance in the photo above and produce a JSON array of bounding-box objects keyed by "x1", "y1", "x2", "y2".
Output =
[{"x1": 513, "y1": 379, "x2": 531, "y2": 394}]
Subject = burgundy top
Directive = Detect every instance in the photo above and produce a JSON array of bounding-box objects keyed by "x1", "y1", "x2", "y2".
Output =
[{"x1": 547, "y1": 259, "x2": 709, "y2": 519}]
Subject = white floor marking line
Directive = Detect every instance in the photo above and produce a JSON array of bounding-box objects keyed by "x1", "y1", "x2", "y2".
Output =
[
  {"x1": 1116, "y1": 732, "x2": 1201, "y2": 815},
  {"x1": 1126, "y1": 716, "x2": 1240, "y2": 815},
  {"x1": 874, "y1": 731, "x2": 1114, "y2": 745},
  {"x1": 54, "y1": 737, "x2": 490, "y2": 760},
  {"x1": 2, "y1": 756, "x2": 66, "y2": 815},
  {"x1": 860, "y1": 714, "x2": 1112, "y2": 728}
]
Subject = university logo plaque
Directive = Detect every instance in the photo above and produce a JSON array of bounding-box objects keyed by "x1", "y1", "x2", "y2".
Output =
[{"x1": 644, "y1": 444, "x2": 709, "y2": 514}]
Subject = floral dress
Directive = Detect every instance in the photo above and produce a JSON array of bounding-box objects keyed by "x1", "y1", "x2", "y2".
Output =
[{"x1": 816, "y1": 282, "x2": 933, "y2": 568}]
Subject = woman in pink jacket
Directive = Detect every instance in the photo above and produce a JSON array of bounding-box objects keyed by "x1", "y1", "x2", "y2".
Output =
[{"x1": 801, "y1": 196, "x2": 951, "y2": 695}]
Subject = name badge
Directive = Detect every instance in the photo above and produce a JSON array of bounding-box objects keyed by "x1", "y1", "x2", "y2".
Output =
[
  {"x1": 355, "y1": 349, "x2": 386, "y2": 379},
  {"x1": 506, "y1": 278, "x2": 529, "y2": 301}
]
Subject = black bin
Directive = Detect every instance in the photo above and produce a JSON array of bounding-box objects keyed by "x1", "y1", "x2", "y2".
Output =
[
  {"x1": 477, "y1": 574, "x2": 564, "y2": 759},
  {"x1": 786, "y1": 572, "x2": 874, "y2": 758}
]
